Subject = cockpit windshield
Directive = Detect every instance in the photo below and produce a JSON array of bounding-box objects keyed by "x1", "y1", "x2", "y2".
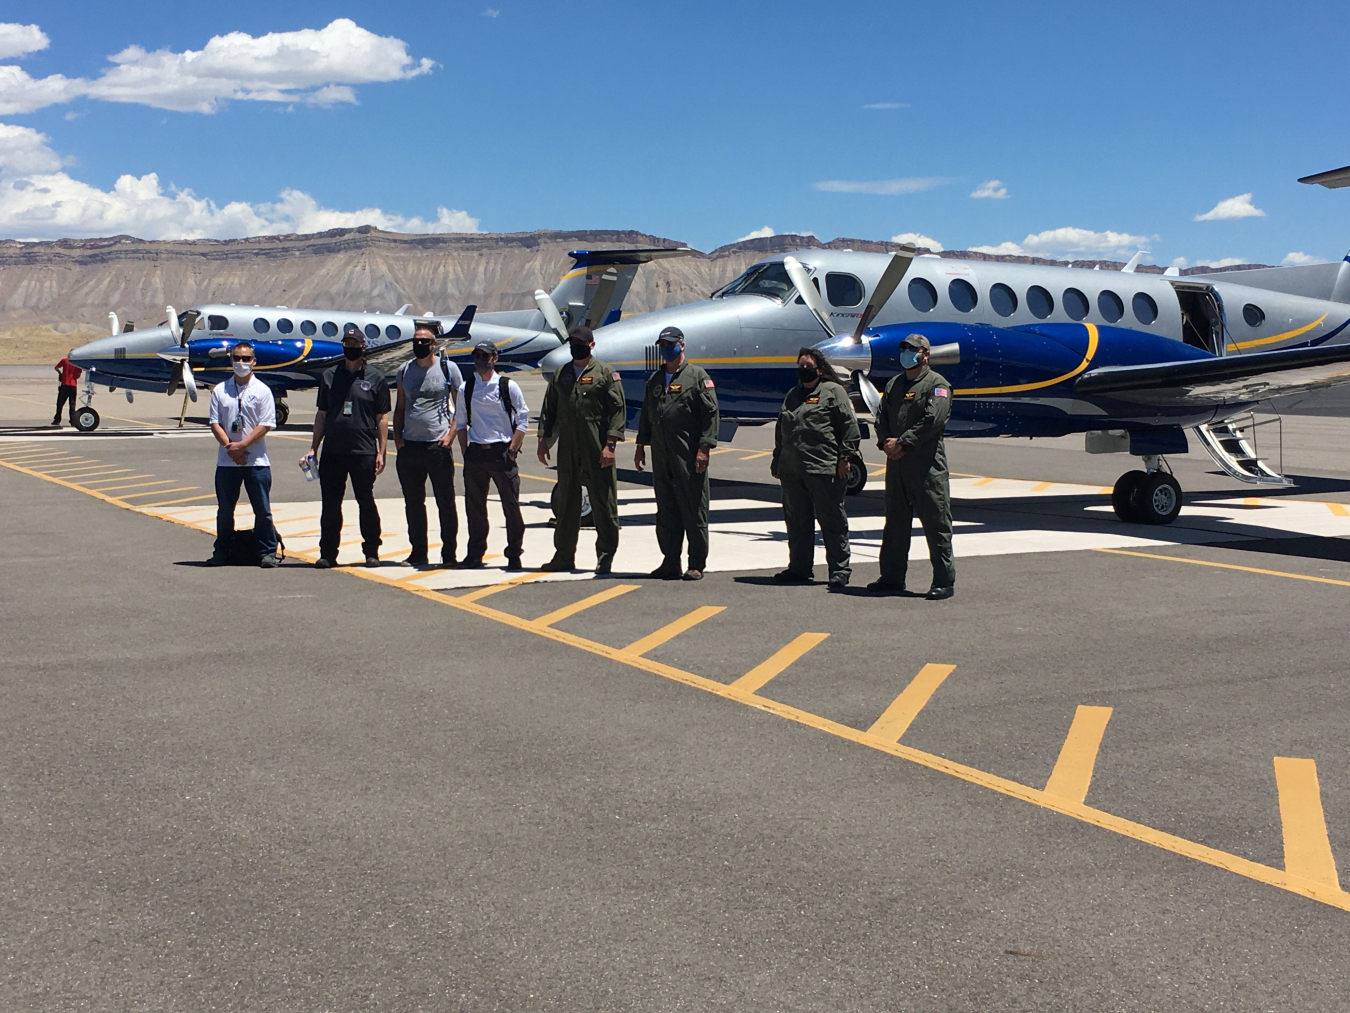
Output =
[{"x1": 715, "y1": 261, "x2": 796, "y2": 303}]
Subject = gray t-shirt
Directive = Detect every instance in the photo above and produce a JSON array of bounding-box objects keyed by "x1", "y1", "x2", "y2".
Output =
[{"x1": 397, "y1": 355, "x2": 464, "y2": 441}]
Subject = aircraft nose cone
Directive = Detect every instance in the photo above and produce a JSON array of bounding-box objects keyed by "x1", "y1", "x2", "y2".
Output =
[{"x1": 540, "y1": 343, "x2": 572, "y2": 378}]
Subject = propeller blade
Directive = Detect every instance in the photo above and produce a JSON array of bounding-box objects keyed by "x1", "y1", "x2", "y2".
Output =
[
  {"x1": 783, "y1": 256, "x2": 835, "y2": 337},
  {"x1": 853, "y1": 247, "x2": 916, "y2": 340},
  {"x1": 109, "y1": 311, "x2": 120, "y2": 337},
  {"x1": 534, "y1": 289, "x2": 570, "y2": 341},
  {"x1": 853, "y1": 370, "x2": 882, "y2": 416},
  {"x1": 167, "y1": 306, "x2": 181, "y2": 342},
  {"x1": 181, "y1": 362, "x2": 198, "y2": 403},
  {"x1": 178, "y1": 309, "x2": 201, "y2": 345}
]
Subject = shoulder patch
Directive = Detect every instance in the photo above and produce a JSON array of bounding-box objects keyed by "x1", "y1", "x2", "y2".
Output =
[
  {"x1": 704, "y1": 377, "x2": 715, "y2": 388},
  {"x1": 611, "y1": 371, "x2": 621, "y2": 380},
  {"x1": 935, "y1": 387, "x2": 949, "y2": 397}
]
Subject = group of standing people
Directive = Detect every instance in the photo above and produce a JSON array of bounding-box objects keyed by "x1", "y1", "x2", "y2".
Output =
[{"x1": 202, "y1": 320, "x2": 956, "y2": 598}]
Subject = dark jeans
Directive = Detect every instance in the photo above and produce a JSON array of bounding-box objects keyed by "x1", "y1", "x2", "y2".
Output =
[
  {"x1": 319, "y1": 452, "x2": 380, "y2": 561},
  {"x1": 463, "y1": 442, "x2": 525, "y2": 562},
  {"x1": 54, "y1": 384, "x2": 77, "y2": 423},
  {"x1": 395, "y1": 441, "x2": 457, "y2": 563},
  {"x1": 214, "y1": 466, "x2": 277, "y2": 557}
]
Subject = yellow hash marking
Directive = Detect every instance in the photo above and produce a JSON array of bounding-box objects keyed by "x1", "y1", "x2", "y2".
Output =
[
  {"x1": 622, "y1": 606, "x2": 726, "y2": 657},
  {"x1": 531, "y1": 584, "x2": 639, "y2": 627},
  {"x1": 869, "y1": 466, "x2": 887, "y2": 477},
  {"x1": 730, "y1": 632, "x2": 830, "y2": 695},
  {"x1": 119, "y1": 486, "x2": 197, "y2": 499},
  {"x1": 46, "y1": 467, "x2": 130, "y2": 479},
  {"x1": 866, "y1": 663, "x2": 957, "y2": 742},
  {"x1": 33, "y1": 460, "x2": 102, "y2": 473},
  {"x1": 84, "y1": 476, "x2": 158, "y2": 490},
  {"x1": 138, "y1": 494, "x2": 218, "y2": 508},
  {"x1": 4, "y1": 452, "x2": 76, "y2": 464},
  {"x1": 708, "y1": 447, "x2": 739, "y2": 455},
  {"x1": 1095, "y1": 547, "x2": 1350, "y2": 588},
  {"x1": 971, "y1": 477, "x2": 996, "y2": 487},
  {"x1": 1275, "y1": 757, "x2": 1341, "y2": 890},
  {"x1": 519, "y1": 471, "x2": 558, "y2": 484},
  {"x1": 738, "y1": 450, "x2": 773, "y2": 461},
  {"x1": 1244, "y1": 497, "x2": 1264, "y2": 508},
  {"x1": 1031, "y1": 481, "x2": 1054, "y2": 492},
  {"x1": 1044, "y1": 706, "x2": 1114, "y2": 804},
  {"x1": 457, "y1": 571, "x2": 547, "y2": 602},
  {"x1": 1328, "y1": 503, "x2": 1350, "y2": 517}
]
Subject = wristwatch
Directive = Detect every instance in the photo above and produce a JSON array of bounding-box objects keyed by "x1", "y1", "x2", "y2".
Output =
[
  {"x1": 507, "y1": 448, "x2": 519, "y2": 460},
  {"x1": 606, "y1": 440, "x2": 617, "y2": 452}
]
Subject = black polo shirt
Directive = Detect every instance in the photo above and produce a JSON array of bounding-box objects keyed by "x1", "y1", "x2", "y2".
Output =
[{"x1": 316, "y1": 363, "x2": 391, "y2": 455}]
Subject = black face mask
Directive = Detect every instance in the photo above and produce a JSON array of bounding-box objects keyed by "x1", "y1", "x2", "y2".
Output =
[
  {"x1": 473, "y1": 353, "x2": 493, "y2": 371},
  {"x1": 569, "y1": 340, "x2": 591, "y2": 361},
  {"x1": 412, "y1": 341, "x2": 435, "y2": 358},
  {"x1": 798, "y1": 365, "x2": 819, "y2": 384},
  {"x1": 343, "y1": 345, "x2": 364, "y2": 361}
]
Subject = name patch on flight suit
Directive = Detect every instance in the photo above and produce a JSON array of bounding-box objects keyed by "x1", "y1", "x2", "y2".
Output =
[
  {"x1": 667, "y1": 383, "x2": 682, "y2": 393},
  {"x1": 579, "y1": 376, "x2": 594, "y2": 385},
  {"x1": 903, "y1": 391, "x2": 917, "y2": 401}
]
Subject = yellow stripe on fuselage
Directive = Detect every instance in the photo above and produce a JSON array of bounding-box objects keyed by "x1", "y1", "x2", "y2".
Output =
[
  {"x1": 954, "y1": 322, "x2": 1099, "y2": 396},
  {"x1": 1227, "y1": 314, "x2": 1327, "y2": 352}
]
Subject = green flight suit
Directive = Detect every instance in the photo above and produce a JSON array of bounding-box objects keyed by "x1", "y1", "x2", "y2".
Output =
[
  {"x1": 771, "y1": 379, "x2": 860, "y2": 581},
  {"x1": 637, "y1": 360, "x2": 720, "y2": 570},
  {"x1": 539, "y1": 358, "x2": 627, "y2": 568},
  {"x1": 875, "y1": 366, "x2": 955, "y2": 588}
]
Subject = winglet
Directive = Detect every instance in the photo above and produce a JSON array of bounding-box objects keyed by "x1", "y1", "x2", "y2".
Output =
[{"x1": 447, "y1": 304, "x2": 476, "y2": 340}]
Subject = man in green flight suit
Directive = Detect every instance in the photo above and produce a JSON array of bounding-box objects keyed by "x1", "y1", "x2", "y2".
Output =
[
  {"x1": 870, "y1": 333, "x2": 956, "y2": 599},
  {"x1": 634, "y1": 326, "x2": 720, "y2": 581},
  {"x1": 537, "y1": 325, "x2": 626, "y2": 574}
]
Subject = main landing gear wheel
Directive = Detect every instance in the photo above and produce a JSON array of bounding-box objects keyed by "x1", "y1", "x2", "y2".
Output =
[
  {"x1": 1111, "y1": 470, "x2": 1146, "y2": 522},
  {"x1": 1135, "y1": 472, "x2": 1182, "y2": 525},
  {"x1": 274, "y1": 400, "x2": 290, "y2": 427},
  {"x1": 844, "y1": 454, "x2": 867, "y2": 496},
  {"x1": 72, "y1": 406, "x2": 100, "y2": 432}
]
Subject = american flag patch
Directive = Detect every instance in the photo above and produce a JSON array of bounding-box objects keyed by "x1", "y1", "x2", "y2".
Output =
[
  {"x1": 612, "y1": 371, "x2": 621, "y2": 379},
  {"x1": 935, "y1": 388, "x2": 949, "y2": 397},
  {"x1": 704, "y1": 378, "x2": 715, "y2": 388}
]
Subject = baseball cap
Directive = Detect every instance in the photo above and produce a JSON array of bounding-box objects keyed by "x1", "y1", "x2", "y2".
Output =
[
  {"x1": 901, "y1": 333, "x2": 930, "y2": 350},
  {"x1": 568, "y1": 325, "x2": 594, "y2": 344},
  {"x1": 472, "y1": 340, "x2": 497, "y2": 356},
  {"x1": 657, "y1": 326, "x2": 685, "y2": 344},
  {"x1": 341, "y1": 323, "x2": 365, "y2": 343}
]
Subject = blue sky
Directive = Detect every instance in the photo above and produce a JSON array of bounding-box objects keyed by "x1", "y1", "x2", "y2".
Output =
[{"x1": 2, "y1": 1, "x2": 1348, "y2": 267}]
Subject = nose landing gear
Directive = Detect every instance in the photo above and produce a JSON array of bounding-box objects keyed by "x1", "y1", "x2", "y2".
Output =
[{"x1": 1112, "y1": 456, "x2": 1182, "y2": 524}]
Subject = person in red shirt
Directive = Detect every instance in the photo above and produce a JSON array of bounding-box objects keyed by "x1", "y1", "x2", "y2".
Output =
[{"x1": 52, "y1": 356, "x2": 82, "y2": 427}]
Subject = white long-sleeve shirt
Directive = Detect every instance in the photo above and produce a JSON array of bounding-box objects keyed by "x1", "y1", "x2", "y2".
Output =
[{"x1": 454, "y1": 370, "x2": 529, "y2": 444}]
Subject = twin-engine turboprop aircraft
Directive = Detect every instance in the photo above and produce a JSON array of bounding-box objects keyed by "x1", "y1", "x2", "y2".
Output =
[
  {"x1": 65, "y1": 247, "x2": 692, "y2": 431},
  {"x1": 541, "y1": 245, "x2": 1350, "y2": 524}
]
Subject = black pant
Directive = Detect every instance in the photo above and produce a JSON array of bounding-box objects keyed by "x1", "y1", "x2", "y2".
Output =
[
  {"x1": 54, "y1": 385, "x2": 76, "y2": 423},
  {"x1": 319, "y1": 451, "x2": 380, "y2": 561},
  {"x1": 395, "y1": 441, "x2": 457, "y2": 563},
  {"x1": 463, "y1": 442, "x2": 525, "y2": 562}
]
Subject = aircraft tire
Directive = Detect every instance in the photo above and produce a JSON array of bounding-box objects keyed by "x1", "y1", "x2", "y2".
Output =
[
  {"x1": 844, "y1": 454, "x2": 867, "y2": 496},
  {"x1": 274, "y1": 399, "x2": 290, "y2": 427},
  {"x1": 1134, "y1": 472, "x2": 1182, "y2": 525},
  {"x1": 72, "y1": 406, "x2": 100, "y2": 433},
  {"x1": 1112, "y1": 470, "x2": 1146, "y2": 522}
]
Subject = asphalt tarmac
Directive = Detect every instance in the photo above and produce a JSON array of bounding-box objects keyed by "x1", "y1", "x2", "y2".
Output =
[{"x1": 5, "y1": 379, "x2": 1350, "y2": 1011}]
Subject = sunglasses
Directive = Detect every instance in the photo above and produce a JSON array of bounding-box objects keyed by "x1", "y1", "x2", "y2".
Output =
[{"x1": 231, "y1": 355, "x2": 255, "y2": 362}]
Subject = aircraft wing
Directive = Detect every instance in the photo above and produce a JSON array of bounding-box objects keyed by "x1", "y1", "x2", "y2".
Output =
[{"x1": 1074, "y1": 343, "x2": 1350, "y2": 405}]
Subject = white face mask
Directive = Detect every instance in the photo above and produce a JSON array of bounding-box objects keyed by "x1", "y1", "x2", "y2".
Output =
[{"x1": 233, "y1": 361, "x2": 252, "y2": 379}]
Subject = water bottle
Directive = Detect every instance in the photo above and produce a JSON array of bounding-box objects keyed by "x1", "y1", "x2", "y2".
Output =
[{"x1": 299, "y1": 453, "x2": 317, "y2": 482}]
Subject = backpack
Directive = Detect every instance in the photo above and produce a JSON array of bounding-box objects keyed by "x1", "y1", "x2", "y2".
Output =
[
  {"x1": 226, "y1": 528, "x2": 286, "y2": 565},
  {"x1": 463, "y1": 373, "x2": 515, "y2": 430}
]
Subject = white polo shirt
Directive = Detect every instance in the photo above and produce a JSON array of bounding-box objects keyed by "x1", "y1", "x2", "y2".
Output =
[
  {"x1": 209, "y1": 375, "x2": 276, "y2": 467},
  {"x1": 454, "y1": 370, "x2": 530, "y2": 445}
]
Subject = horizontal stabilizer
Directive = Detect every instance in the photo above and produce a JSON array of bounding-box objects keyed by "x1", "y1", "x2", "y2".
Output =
[
  {"x1": 1075, "y1": 343, "x2": 1350, "y2": 405},
  {"x1": 567, "y1": 247, "x2": 698, "y2": 268}
]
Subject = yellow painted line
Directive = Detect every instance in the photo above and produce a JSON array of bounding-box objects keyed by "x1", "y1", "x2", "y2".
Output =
[
  {"x1": 621, "y1": 605, "x2": 726, "y2": 657},
  {"x1": 31, "y1": 459, "x2": 102, "y2": 472},
  {"x1": 738, "y1": 450, "x2": 773, "y2": 461},
  {"x1": 1328, "y1": 503, "x2": 1350, "y2": 517},
  {"x1": 708, "y1": 447, "x2": 739, "y2": 456},
  {"x1": 117, "y1": 486, "x2": 197, "y2": 499},
  {"x1": 866, "y1": 663, "x2": 957, "y2": 742},
  {"x1": 1044, "y1": 706, "x2": 1114, "y2": 804},
  {"x1": 730, "y1": 632, "x2": 831, "y2": 695},
  {"x1": 138, "y1": 494, "x2": 218, "y2": 508},
  {"x1": 84, "y1": 475, "x2": 156, "y2": 489},
  {"x1": 277, "y1": 526, "x2": 323, "y2": 537},
  {"x1": 1243, "y1": 496, "x2": 1264, "y2": 508},
  {"x1": 1095, "y1": 547, "x2": 1350, "y2": 589},
  {"x1": 531, "y1": 584, "x2": 640, "y2": 627},
  {"x1": 956, "y1": 322, "x2": 1098, "y2": 396},
  {"x1": 457, "y1": 571, "x2": 548, "y2": 601},
  {"x1": 42, "y1": 466, "x2": 126, "y2": 480},
  {"x1": 1274, "y1": 757, "x2": 1341, "y2": 890},
  {"x1": 1031, "y1": 481, "x2": 1054, "y2": 492},
  {"x1": 520, "y1": 471, "x2": 558, "y2": 484},
  {"x1": 1228, "y1": 313, "x2": 1327, "y2": 352},
  {"x1": 971, "y1": 477, "x2": 997, "y2": 487},
  {"x1": 1097, "y1": 486, "x2": 1113, "y2": 495},
  {"x1": 869, "y1": 466, "x2": 888, "y2": 477},
  {"x1": 2, "y1": 451, "x2": 77, "y2": 464}
]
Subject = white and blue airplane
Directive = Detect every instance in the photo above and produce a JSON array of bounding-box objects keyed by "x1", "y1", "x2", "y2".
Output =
[{"x1": 539, "y1": 244, "x2": 1350, "y2": 524}]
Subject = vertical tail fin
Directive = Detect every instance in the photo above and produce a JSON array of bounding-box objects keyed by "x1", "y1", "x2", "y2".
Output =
[
  {"x1": 543, "y1": 247, "x2": 698, "y2": 330},
  {"x1": 1331, "y1": 251, "x2": 1350, "y2": 303}
]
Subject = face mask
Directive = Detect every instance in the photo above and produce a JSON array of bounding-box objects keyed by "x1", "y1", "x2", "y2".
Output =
[
  {"x1": 659, "y1": 342, "x2": 682, "y2": 363},
  {"x1": 232, "y1": 361, "x2": 252, "y2": 378},
  {"x1": 413, "y1": 341, "x2": 435, "y2": 358},
  {"x1": 569, "y1": 340, "x2": 591, "y2": 360},
  {"x1": 473, "y1": 353, "x2": 493, "y2": 371},
  {"x1": 899, "y1": 349, "x2": 921, "y2": 369},
  {"x1": 797, "y1": 365, "x2": 819, "y2": 384},
  {"x1": 343, "y1": 345, "x2": 364, "y2": 362}
]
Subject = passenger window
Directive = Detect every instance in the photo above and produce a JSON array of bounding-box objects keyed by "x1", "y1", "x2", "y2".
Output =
[
  {"x1": 385, "y1": 324, "x2": 402, "y2": 340},
  {"x1": 825, "y1": 272, "x2": 864, "y2": 307},
  {"x1": 207, "y1": 315, "x2": 229, "y2": 331},
  {"x1": 908, "y1": 277, "x2": 938, "y2": 312},
  {"x1": 364, "y1": 323, "x2": 380, "y2": 341},
  {"x1": 253, "y1": 317, "x2": 270, "y2": 334},
  {"x1": 322, "y1": 321, "x2": 338, "y2": 337},
  {"x1": 1063, "y1": 288, "x2": 1089, "y2": 321},
  {"x1": 1132, "y1": 292, "x2": 1158, "y2": 325},
  {"x1": 948, "y1": 278, "x2": 978, "y2": 313},
  {"x1": 1027, "y1": 285, "x2": 1054, "y2": 319},
  {"x1": 300, "y1": 320, "x2": 317, "y2": 336},
  {"x1": 276, "y1": 317, "x2": 294, "y2": 334},
  {"x1": 990, "y1": 283, "x2": 1017, "y2": 317},
  {"x1": 1097, "y1": 290, "x2": 1124, "y2": 323},
  {"x1": 1243, "y1": 303, "x2": 1265, "y2": 327}
]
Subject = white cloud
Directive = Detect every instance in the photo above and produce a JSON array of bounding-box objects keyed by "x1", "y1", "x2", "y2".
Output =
[
  {"x1": 1170, "y1": 256, "x2": 1188, "y2": 268},
  {"x1": 970, "y1": 179, "x2": 1008, "y2": 199},
  {"x1": 813, "y1": 176, "x2": 949, "y2": 195},
  {"x1": 862, "y1": 102, "x2": 907, "y2": 109},
  {"x1": 970, "y1": 227, "x2": 1153, "y2": 259},
  {"x1": 891, "y1": 231, "x2": 943, "y2": 252},
  {"x1": 0, "y1": 122, "x2": 477, "y2": 240},
  {"x1": 735, "y1": 225, "x2": 775, "y2": 242},
  {"x1": 1282, "y1": 251, "x2": 1327, "y2": 266},
  {"x1": 0, "y1": 23, "x2": 49, "y2": 60},
  {"x1": 0, "y1": 19, "x2": 432, "y2": 115},
  {"x1": 482, "y1": 8, "x2": 501, "y2": 16},
  {"x1": 1194, "y1": 193, "x2": 1265, "y2": 221},
  {"x1": 1194, "y1": 257, "x2": 1246, "y2": 268}
]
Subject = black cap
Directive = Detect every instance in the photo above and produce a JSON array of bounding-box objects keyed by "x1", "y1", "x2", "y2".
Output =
[
  {"x1": 568, "y1": 325, "x2": 594, "y2": 344},
  {"x1": 472, "y1": 340, "x2": 497, "y2": 356},
  {"x1": 657, "y1": 326, "x2": 685, "y2": 343},
  {"x1": 341, "y1": 323, "x2": 365, "y2": 342}
]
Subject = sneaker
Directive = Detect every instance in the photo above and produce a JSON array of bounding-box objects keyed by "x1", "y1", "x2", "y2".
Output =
[
  {"x1": 649, "y1": 562, "x2": 682, "y2": 579},
  {"x1": 772, "y1": 569, "x2": 810, "y2": 583},
  {"x1": 402, "y1": 555, "x2": 429, "y2": 568},
  {"x1": 259, "y1": 553, "x2": 281, "y2": 569},
  {"x1": 314, "y1": 557, "x2": 336, "y2": 569},
  {"x1": 504, "y1": 556, "x2": 523, "y2": 571},
  {"x1": 682, "y1": 568, "x2": 704, "y2": 581},
  {"x1": 594, "y1": 560, "x2": 612, "y2": 576},
  {"x1": 926, "y1": 585, "x2": 955, "y2": 600},
  {"x1": 363, "y1": 555, "x2": 380, "y2": 567},
  {"x1": 828, "y1": 575, "x2": 849, "y2": 592},
  {"x1": 866, "y1": 578, "x2": 905, "y2": 592},
  {"x1": 459, "y1": 557, "x2": 486, "y2": 569},
  {"x1": 541, "y1": 557, "x2": 575, "y2": 572}
]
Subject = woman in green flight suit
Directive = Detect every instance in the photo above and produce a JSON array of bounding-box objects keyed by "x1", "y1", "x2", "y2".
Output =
[{"x1": 770, "y1": 347, "x2": 861, "y2": 590}]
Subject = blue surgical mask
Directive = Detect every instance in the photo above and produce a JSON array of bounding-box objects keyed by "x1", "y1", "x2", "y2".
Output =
[
  {"x1": 659, "y1": 342, "x2": 682, "y2": 362},
  {"x1": 899, "y1": 348, "x2": 921, "y2": 370}
]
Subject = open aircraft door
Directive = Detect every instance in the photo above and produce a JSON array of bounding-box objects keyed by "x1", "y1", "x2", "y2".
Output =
[{"x1": 1168, "y1": 280, "x2": 1228, "y2": 356}]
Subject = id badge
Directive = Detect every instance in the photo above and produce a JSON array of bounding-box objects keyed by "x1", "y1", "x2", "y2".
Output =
[
  {"x1": 343, "y1": 400, "x2": 353, "y2": 416},
  {"x1": 231, "y1": 417, "x2": 242, "y2": 433}
]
